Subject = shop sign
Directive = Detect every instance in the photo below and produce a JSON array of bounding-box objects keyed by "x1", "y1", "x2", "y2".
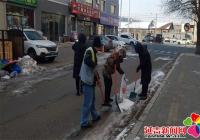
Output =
[
  {"x1": 7, "y1": 0, "x2": 37, "y2": 7},
  {"x1": 100, "y1": 13, "x2": 119, "y2": 26},
  {"x1": 100, "y1": 13, "x2": 109, "y2": 25},
  {"x1": 70, "y1": 2, "x2": 100, "y2": 19}
]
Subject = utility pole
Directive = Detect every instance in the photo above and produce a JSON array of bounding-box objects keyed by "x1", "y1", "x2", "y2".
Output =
[
  {"x1": 120, "y1": 0, "x2": 122, "y2": 34},
  {"x1": 128, "y1": 0, "x2": 130, "y2": 34}
]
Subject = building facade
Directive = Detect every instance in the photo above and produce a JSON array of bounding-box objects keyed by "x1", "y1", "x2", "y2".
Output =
[
  {"x1": 5, "y1": 0, "x2": 37, "y2": 29},
  {"x1": 35, "y1": 0, "x2": 70, "y2": 41},
  {"x1": 0, "y1": 1, "x2": 7, "y2": 30},
  {"x1": 2, "y1": 0, "x2": 119, "y2": 41},
  {"x1": 99, "y1": 0, "x2": 119, "y2": 35},
  {"x1": 69, "y1": 0, "x2": 100, "y2": 37}
]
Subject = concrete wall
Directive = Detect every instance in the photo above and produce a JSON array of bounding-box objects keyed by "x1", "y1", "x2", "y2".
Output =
[{"x1": 0, "y1": 2, "x2": 7, "y2": 30}]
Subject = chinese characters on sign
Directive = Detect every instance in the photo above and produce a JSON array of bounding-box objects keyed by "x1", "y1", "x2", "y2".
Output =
[{"x1": 70, "y1": 2, "x2": 100, "y2": 19}]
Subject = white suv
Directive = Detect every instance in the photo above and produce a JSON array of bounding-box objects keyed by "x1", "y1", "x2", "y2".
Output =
[
  {"x1": 119, "y1": 34, "x2": 137, "y2": 46},
  {"x1": 23, "y1": 29, "x2": 58, "y2": 62}
]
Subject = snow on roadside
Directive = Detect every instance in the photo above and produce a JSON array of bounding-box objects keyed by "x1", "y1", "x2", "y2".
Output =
[
  {"x1": 154, "y1": 57, "x2": 172, "y2": 62},
  {"x1": 192, "y1": 70, "x2": 200, "y2": 76},
  {"x1": 18, "y1": 55, "x2": 46, "y2": 75},
  {"x1": 114, "y1": 70, "x2": 165, "y2": 140},
  {"x1": 126, "y1": 52, "x2": 138, "y2": 57}
]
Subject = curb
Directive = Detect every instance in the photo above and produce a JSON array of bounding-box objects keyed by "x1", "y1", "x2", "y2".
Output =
[{"x1": 126, "y1": 53, "x2": 184, "y2": 139}]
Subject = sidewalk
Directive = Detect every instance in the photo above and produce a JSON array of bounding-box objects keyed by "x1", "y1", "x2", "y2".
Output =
[{"x1": 126, "y1": 54, "x2": 200, "y2": 140}]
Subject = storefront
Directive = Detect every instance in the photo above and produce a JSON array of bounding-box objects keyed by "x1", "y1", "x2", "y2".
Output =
[
  {"x1": 34, "y1": 0, "x2": 70, "y2": 42},
  {"x1": 69, "y1": 1, "x2": 100, "y2": 37},
  {"x1": 100, "y1": 12, "x2": 119, "y2": 35},
  {"x1": 6, "y1": 0, "x2": 37, "y2": 29},
  {"x1": 41, "y1": 12, "x2": 65, "y2": 41}
]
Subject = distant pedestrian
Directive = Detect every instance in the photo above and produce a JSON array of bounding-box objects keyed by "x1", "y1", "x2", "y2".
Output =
[
  {"x1": 79, "y1": 36, "x2": 102, "y2": 128},
  {"x1": 72, "y1": 33, "x2": 86, "y2": 96},
  {"x1": 102, "y1": 48, "x2": 126, "y2": 107},
  {"x1": 135, "y1": 42, "x2": 152, "y2": 100}
]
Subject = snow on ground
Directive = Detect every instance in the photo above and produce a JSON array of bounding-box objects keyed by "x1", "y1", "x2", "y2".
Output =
[
  {"x1": 78, "y1": 70, "x2": 165, "y2": 140},
  {"x1": 18, "y1": 55, "x2": 46, "y2": 75},
  {"x1": 126, "y1": 52, "x2": 138, "y2": 57},
  {"x1": 154, "y1": 57, "x2": 172, "y2": 62},
  {"x1": 114, "y1": 70, "x2": 165, "y2": 140},
  {"x1": 118, "y1": 98, "x2": 134, "y2": 112},
  {"x1": 192, "y1": 70, "x2": 200, "y2": 76}
]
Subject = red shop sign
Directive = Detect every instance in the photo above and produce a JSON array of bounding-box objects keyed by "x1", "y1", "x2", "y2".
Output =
[{"x1": 70, "y1": 2, "x2": 100, "y2": 19}]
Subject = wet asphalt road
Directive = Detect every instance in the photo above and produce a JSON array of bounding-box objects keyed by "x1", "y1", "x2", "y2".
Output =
[{"x1": 0, "y1": 43, "x2": 195, "y2": 140}]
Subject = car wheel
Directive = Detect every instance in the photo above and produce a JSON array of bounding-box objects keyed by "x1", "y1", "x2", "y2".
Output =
[
  {"x1": 48, "y1": 57, "x2": 55, "y2": 62},
  {"x1": 130, "y1": 42, "x2": 134, "y2": 46},
  {"x1": 28, "y1": 49, "x2": 37, "y2": 60}
]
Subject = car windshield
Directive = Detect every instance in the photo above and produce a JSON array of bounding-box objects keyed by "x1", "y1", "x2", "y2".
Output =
[
  {"x1": 24, "y1": 31, "x2": 44, "y2": 40},
  {"x1": 102, "y1": 36, "x2": 109, "y2": 41}
]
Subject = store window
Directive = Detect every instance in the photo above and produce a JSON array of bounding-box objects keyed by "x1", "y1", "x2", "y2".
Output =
[
  {"x1": 111, "y1": 5, "x2": 116, "y2": 15},
  {"x1": 101, "y1": 0, "x2": 105, "y2": 12},
  {"x1": 6, "y1": 4, "x2": 34, "y2": 28},
  {"x1": 41, "y1": 12, "x2": 65, "y2": 41}
]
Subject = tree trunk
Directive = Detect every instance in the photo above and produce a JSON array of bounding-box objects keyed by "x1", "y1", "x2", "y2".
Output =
[{"x1": 195, "y1": 20, "x2": 200, "y2": 54}]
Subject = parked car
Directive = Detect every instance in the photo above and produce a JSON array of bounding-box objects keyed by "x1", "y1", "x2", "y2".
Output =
[
  {"x1": 142, "y1": 35, "x2": 155, "y2": 43},
  {"x1": 164, "y1": 38, "x2": 170, "y2": 43},
  {"x1": 119, "y1": 34, "x2": 137, "y2": 46},
  {"x1": 170, "y1": 38, "x2": 177, "y2": 43},
  {"x1": 87, "y1": 35, "x2": 114, "y2": 51},
  {"x1": 155, "y1": 34, "x2": 163, "y2": 43},
  {"x1": 105, "y1": 35, "x2": 126, "y2": 48},
  {"x1": 177, "y1": 39, "x2": 193, "y2": 45},
  {"x1": 23, "y1": 29, "x2": 58, "y2": 62}
]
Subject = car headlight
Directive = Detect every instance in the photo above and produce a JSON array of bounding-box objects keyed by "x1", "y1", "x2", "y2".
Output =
[{"x1": 36, "y1": 45, "x2": 47, "y2": 48}]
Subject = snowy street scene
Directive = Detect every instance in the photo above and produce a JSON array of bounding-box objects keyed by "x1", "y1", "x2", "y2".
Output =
[{"x1": 0, "y1": 0, "x2": 200, "y2": 140}]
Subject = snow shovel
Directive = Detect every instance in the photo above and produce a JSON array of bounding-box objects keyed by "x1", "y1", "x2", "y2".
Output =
[
  {"x1": 129, "y1": 81, "x2": 138, "y2": 102},
  {"x1": 97, "y1": 80, "x2": 105, "y2": 104},
  {"x1": 114, "y1": 64, "x2": 121, "y2": 112}
]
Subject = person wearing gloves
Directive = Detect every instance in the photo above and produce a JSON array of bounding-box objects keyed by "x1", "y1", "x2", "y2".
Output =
[
  {"x1": 135, "y1": 42, "x2": 152, "y2": 100},
  {"x1": 79, "y1": 36, "x2": 102, "y2": 129},
  {"x1": 102, "y1": 48, "x2": 126, "y2": 107}
]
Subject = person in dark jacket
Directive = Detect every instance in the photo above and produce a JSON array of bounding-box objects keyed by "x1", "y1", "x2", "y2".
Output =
[
  {"x1": 102, "y1": 48, "x2": 126, "y2": 107},
  {"x1": 72, "y1": 33, "x2": 86, "y2": 96},
  {"x1": 135, "y1": 42, "x2": 152, "y2": 100}
]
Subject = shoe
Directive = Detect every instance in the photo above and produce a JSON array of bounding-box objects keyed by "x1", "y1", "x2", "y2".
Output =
[
  {"x1": 76, "y1": 93, "x2": 80, "y2": 96},
  {"x1": 102, "y1": 103, "x2": 112, "y2": 107},
  {"x1": 138, "y1": 93, "x2": 147, "y2": 97},
  {"x1": 139, "y1": 96, "x2": 147, "y2": 100},
  {"x1": 81, "y1": 123, "x2": 92, "y2": 129},
  {"x1": 109, "y1": 98, "x2": 113, "y2": 102},
  {"x1": 92, "y1": 115, "x2": 101, "y2": 123}
]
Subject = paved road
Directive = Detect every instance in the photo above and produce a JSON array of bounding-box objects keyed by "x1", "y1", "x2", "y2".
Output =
[
  {"x1": 0, "y1": 43, "x2": 195, "y2": 140},
  {"x1": 126, "y1": 54, "x2": 200, "y2": 140}
]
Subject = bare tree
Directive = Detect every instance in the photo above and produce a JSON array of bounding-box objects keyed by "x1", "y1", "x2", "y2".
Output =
[{"x1": 163, "y1": 0, "x2": 200, "y2": 54}]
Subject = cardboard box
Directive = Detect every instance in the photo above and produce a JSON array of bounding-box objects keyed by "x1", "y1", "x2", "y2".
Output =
[{"x1": 0, "y1": 41, "x2": 13, "y2": 60}]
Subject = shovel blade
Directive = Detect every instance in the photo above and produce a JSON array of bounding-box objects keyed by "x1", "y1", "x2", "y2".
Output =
[{"x1": 129, "y1": 91, "x2": 138, "y2": 101}]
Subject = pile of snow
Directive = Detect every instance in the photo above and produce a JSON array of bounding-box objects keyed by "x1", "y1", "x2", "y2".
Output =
[
  {"x1": 118, "y1": 98, "x2": 134, "y2": 112},
  {"x1": 149, "y1": 71, "x2": 165, "y2": 93},
  {"x1": 17, "y1": 55, "x2": 46, "y2": 75}
]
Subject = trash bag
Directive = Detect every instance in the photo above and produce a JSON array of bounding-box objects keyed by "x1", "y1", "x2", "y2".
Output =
[{"x1": 119, "y1": 74, "x2": 128, "y2": 102}]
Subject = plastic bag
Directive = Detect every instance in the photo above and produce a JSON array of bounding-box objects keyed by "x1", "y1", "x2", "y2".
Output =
[{"x1": 119, "y1": 74, "x2": 128, "y2": 101}]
